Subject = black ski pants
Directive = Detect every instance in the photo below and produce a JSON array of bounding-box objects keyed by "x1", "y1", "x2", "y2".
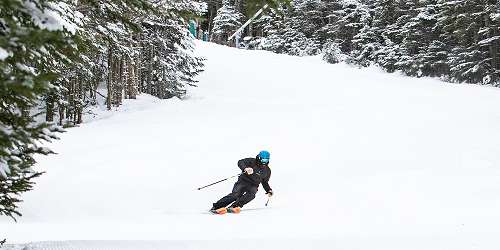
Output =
[{"x1": 213, "y1": 181, "x2": 258, "y2": 209}]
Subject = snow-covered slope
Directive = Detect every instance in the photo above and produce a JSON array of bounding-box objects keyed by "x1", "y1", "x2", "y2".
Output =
[{"x1": 2, "y1": 41, "x2": 500, "y2": 250}]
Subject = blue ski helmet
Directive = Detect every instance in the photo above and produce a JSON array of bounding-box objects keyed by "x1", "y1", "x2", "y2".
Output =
[{"x1": 257, "y1": 150, "x2": 270, "y2": 165}]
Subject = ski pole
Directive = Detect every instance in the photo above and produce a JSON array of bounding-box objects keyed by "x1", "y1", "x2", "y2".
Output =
[
  {"x1": 197, "y1": 174, "x2": 241, "y2": 190},
  {"x1": 265, "y1": 196, "x2": 271, "y2": 206}
]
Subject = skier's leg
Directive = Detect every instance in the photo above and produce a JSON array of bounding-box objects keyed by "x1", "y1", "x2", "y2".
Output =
[
  {"x1": 212, "y1": 182, "x2": 245, "y2": 209},
  {"x1": 232, "y1": 185, "x2": 258, "y2": 208}
]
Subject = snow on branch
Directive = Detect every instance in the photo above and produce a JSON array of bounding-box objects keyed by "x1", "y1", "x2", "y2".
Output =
[{"x1": 22, "y1": 1, "x2": 80, "y2": 34}]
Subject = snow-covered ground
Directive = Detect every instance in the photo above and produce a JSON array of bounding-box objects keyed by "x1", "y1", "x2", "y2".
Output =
[{"x1": 2, "y1": 41, "x2": 500, "y2": 250}]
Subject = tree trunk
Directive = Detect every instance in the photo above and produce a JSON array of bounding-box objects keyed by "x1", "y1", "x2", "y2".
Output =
[
  {"x1": 58, "y1": 105, "x2": 65, "y2": 126},
  {"x1": 137, "y1": 44, "x2": 143, "y2": 94},
  {"x1": 113, "y1": 55, "x2": 123, "y2": 106},
  {"x1": 77, "y1": 76, "x2": 83, "y2": 124},
  {"x1": 107, "y1": 45, "x2": 113, "y2": 110},
  {"x1": 46, "y1": 93, "x2": 54, "y2": 122},
  {"x1": 127, "y1": 57, "x2": 137, "y2": 99},
  {"x1": 68, "y1": 78, "x2": 74, "y2": 123}
]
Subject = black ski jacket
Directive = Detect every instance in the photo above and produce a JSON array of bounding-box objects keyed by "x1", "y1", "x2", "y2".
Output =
[{"x1": 237, "y1": 158, "x2": 272, "y2": 192}]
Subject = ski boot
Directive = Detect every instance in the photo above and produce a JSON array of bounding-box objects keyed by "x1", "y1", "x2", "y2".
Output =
[
  {"x1": 210, "y1": 207, "x2": 227, "y2": 215},
  {"x1": 227, "y1": 206, "x2": 241, "y2": 214}
]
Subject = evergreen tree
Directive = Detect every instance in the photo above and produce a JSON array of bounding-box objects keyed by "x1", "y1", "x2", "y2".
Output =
[
  {"x1": 319, "y1": 0, "x2": 371, "y2": 58},
  {"x1": 254, "y1": 0, "x2": 319, "y2": 55},
  {"x1": 237, "y1": 0, "x2": 499, "y2": 86},
  {"x1": 1, "y1": 0, "x2": 205, "y2": 220},
  {"x1": 211, "y1": 0, "x2": 245, "y2": 45},
  {"x1": 397, "y1": 0, "x2": 445, "y2": 77},
  {"x1": 350, "y1": 0, "x2": 379, "y2": 66},
  {"x1": 292, "y1": 0, "x2": 325, "y2": 38},
  {"x1": 438, "y1": 0, "x2": 500, "y2": 84},
  {"x1": 139, "y1": 0, "x2": 205, "y2": 98},
  {"x1": 0, "y1": 0, "x2": 76, "y2": 220},
  {"x1": 323, "y1": 41, "x2": 345, "y2": 63},
  {"x1": 367, "y1": 0, "x2": 408, "y2": 72},
  {"x1": 74, "y1": 0, "x2": 152, "y2": 112}
]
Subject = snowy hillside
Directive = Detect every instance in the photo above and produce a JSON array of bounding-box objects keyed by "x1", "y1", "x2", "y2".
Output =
[{"x1": 2, "y1": 41, "x2": 500, "y2": 250}]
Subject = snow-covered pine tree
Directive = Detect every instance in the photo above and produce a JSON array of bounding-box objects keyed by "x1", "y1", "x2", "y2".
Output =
[
  {"x1": 368, "y1": 0, "x2": 406, "y2": 72},
  {"x1": 319, "y1": 0, "x2": 371, "y2": 61},
  {"x1": 60, "y1": 0, "x2": 205, "y2": 110},
  {"x1": 250, "y1": 8, "x2": 282, "y2": 48},
  {"x1": 292, "y1": 0, "x2": 325, "y2": 38},
  {"x1": 211, "y1": 0, "x2": 245, "y2": 45},
  {"x1": 255, "y1": 0, "x2": 319, "y2": 56},
  {"x1": 389, "y1": 0, "x2": 428, "y2": 76},
  {"x1": 437, "y1": 0, "x2": 499, "y2": 85},
  {"x1": 201, "y1": 0, "x2": 222, "y2": 36},
  {"x1": 42, "y1": 3, "x2": 88, "y2": 126},
  {"x1": 0, "y1": 0, "x2": 76, "y2": 219},
  {"x1": 246, "y1": 0, "x2": 292, "y2": 10},
  {"x1": 350, "y1": 1, "x2": 379, "y2": 67},
  {"x1": 397, "y1": 0, "x2": 445, "y2": 77},
  {"x1": 138, "y1": 0, "x2": 205, "y2": 98},
  {"x1": 1, "y1": 0, "x2": 206, "y2": 220},
  {"x1": 313, "y1": 0, "x2": 343, "y2": 45},
  {"x1": 482, "y1": 2, "x2": 500, "y2": 85},
  {"x1": 259, "y1": 18, "x2": 319, "y2": 55},
  {"x1": 73, "y1": 0, "x2": 152, "y2": 112},
  {"x1": 323, "y1": 41, "x2": 345, "y2": 63},
  {"x1": 246, "y1": 6, "x2": 286, "y2": 49},
  {"x1": 237, "y1": 0, "x2": 499, "y2": 86}
]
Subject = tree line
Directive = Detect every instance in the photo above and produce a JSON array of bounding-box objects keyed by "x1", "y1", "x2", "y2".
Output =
[
  {"x1": 206, "y1": 0, "x2": 499, "y2": 86},
  {"x1": 0, "y1": 0, "x2": 204, "y2": 220}
]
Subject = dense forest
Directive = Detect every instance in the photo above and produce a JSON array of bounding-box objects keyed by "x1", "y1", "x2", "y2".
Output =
[
  {"x1": 0, "y1": 0, "x2": 206, "y2": 220},
  {"x1": 204, "y1": 0, "x2": 499, "y2": 86}
]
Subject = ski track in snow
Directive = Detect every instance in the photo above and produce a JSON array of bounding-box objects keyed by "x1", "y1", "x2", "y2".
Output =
[{"x1": 2, "y1": 41, "x2": 500, "y2": 250}]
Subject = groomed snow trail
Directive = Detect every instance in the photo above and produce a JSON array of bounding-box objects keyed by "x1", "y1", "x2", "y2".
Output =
[{"x1": 2, "y1": 41, "x2": 500, "y2": 250}]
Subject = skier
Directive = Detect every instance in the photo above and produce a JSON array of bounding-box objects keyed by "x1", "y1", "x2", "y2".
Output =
[{"x1": 210, "y1": 150, "x2": 273, "y2": 214}]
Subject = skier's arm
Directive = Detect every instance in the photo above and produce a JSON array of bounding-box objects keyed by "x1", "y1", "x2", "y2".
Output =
[
  {"x1": 262, "y1": 170, "x2": 272, "y2": 193},
  {"x1": 237, "y1": 158, "x2": 253, "y2": 171},
  {"x1": 262, "y1": 181, "x2": 272, "y2": 193}
]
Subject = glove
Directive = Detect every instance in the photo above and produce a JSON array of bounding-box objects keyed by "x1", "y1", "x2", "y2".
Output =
[
  {"x1": 266, "y1": 190, "x2": 273, "y2": 197},
  {"x1": 244, "y1": 167, "x2": 254, "y2": 175}
]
